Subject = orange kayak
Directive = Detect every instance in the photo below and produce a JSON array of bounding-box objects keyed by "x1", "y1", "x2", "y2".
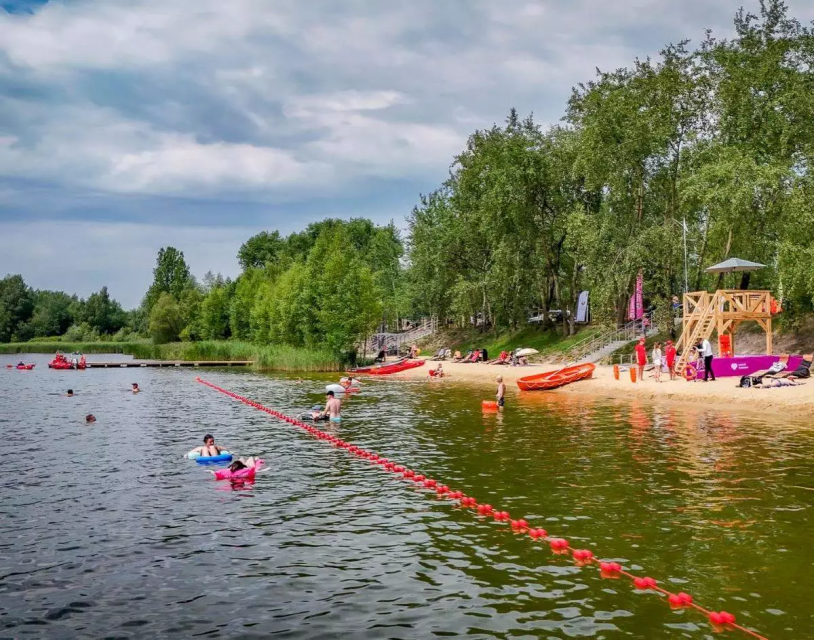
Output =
[{"x1": 516, "y1": 363, "x2": 595, "y2": 391}]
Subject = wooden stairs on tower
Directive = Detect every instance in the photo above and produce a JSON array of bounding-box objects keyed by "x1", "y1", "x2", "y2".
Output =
[{"x1": 674, "y1": 290, "x2": 774, "y2": 376}]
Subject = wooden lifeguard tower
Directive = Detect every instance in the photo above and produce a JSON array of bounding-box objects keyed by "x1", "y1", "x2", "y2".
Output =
[{"x1": 674, "y1": 289, "x2": 774, "y2": 374}]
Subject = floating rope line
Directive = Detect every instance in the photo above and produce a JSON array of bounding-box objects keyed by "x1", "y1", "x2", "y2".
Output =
[{"x1": 195, "y1": 377, "x2": 768, "y2": 640}]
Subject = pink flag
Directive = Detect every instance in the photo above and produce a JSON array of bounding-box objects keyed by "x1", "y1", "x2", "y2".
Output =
[{"x1": 628, "y1": 271, "x2": 643, "y2": 321}]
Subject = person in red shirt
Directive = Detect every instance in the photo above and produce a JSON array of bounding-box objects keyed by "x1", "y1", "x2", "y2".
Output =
[
  {"x1": 665, "y1": 340, "x2": 677, "y2": 380},
  {"x1": 634, "y1": 337, "x2": 647, "y2": 382}
]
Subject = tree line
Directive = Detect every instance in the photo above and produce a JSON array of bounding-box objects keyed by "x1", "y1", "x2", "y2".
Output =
[
  {"x1": 141, "y1": 219, "x2": 404, "y2": 354},
  {"x1": 406, "y1": 0, "x2": 814, "y2": 335},
  {"x1": 3, "y1": 1, "x2": 813, "y2": 352},
  {"x1": 0, "y1": 275, "x2": 129, "y2": 343}
]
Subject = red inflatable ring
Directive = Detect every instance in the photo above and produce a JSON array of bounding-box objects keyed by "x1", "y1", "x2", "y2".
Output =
[{"x1": 682, "y1": 364, "x2": 697, "y2": 381}]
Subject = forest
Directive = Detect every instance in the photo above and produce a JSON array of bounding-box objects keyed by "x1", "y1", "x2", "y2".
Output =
[{"x1": 2, "y1": 1, "x2": 813, "y2": 357}]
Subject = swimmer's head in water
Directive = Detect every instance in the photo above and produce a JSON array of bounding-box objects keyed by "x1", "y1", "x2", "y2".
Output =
[
  {"x1": 85, "y1": 414, "x2": 96, "y2": 423},
  {"x1": 67, "y1": 389, "x2": 74, "y2": 395},
  {"x1": 203, "y1": 434, "x2": 214, "y2": 444},
  {"x1": 132, "y1": 383, "x2": 139, "y2": 388},
  {"x1": 228, "y1": 460, "x2": 247, "y2": 473}
]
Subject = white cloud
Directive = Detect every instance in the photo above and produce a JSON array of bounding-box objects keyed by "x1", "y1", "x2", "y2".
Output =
[{"x1": 2, "y1": 0, "x2": 814, "y2": 301}]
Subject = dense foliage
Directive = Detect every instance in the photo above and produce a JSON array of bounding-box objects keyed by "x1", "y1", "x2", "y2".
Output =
[
  {"x1": 0, "y1": 275, "x2": 129, "y2": 343},
  {"x1": 407, "y1": 1, "x2": 814, "y2": 333},
  {"x1": 138, "y1": 219, "x2": 403, "y2": 355}
]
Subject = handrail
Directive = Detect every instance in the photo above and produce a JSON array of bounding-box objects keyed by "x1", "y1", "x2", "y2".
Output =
[{"x1": 566, "y1": 312, "x2": 656, "y2": 363}]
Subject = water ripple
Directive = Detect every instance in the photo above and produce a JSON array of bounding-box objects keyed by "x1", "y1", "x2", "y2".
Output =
[{"x1": 0, "y1": 355, "x2": 810, "y2": 638}]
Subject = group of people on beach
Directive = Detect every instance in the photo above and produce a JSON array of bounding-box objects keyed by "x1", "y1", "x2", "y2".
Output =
[
  {"x1": 635, "y1": 336, "x2": 716, "y2": 383},
  {"x1": 430, "y1": 348, "x2": 529, "y2": 366}
]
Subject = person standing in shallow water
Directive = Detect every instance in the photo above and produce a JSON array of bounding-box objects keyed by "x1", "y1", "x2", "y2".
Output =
[
  {"x1": 323, "y1": 390, "x2": 342, "y2": 422},
  {"x1": 496, "y1": 376, "x2": 505, "y2": 410}
]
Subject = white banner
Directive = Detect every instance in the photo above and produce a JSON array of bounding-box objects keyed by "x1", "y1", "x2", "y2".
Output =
[{"x1": 576, "y1": 290, "x2": 589, "y2": 323}]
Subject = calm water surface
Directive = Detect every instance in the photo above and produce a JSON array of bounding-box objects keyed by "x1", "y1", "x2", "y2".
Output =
[{"x1": 1, "y1": 354, "x2": 812, "y2": 639}]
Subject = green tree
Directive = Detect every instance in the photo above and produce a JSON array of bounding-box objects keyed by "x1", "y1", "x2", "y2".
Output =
[
  {"x1": 0, "y1": 275, "x2": 35, "y2": 342},
  {"x1": 199, "y1": 283, "x2": 232, "y2": 340},
  {"x1": 148, "y1": 293, "x2": 185, "y2": 344},
  {"x1": 144, "y1": 247, "x2": 193, "y2": 311},
  {"x1": 27, "y1": 290, "x2": 76, "y2": 338},
  {"x1": 237, "y1": 231, "x2": 284, "y2": 271},
  {"x1": 80, "y1": 286, "x2": 127, "y2": 335}
]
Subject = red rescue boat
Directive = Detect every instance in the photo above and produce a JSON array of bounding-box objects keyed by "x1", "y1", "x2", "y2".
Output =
[
  {"x1": 349, "y1": 359, "x2": 425, "y2": 375},
  {"x1": 517, "y1": 363, "x2": 595, "y2": 391},
  {"x1": 16, "y1": 363, "x2": 36, "y2": 370},
  {"x1": 48, "y1": 353, "x2": 86, "y2": 370}
]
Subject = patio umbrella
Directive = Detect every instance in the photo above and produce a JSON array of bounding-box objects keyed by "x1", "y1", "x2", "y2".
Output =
[
  {"x1": 515, "y1": 348, "x2": 539, "y2": 357},
  {"x1": 705, "y1": 258, "x2": 766, "y2": 273}
]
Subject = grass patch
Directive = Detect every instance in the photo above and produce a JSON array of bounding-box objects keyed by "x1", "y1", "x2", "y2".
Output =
[
  {"x1": 419, "y1": 325, "x2": 603, "y2": 360},
  {"x1": 0, "y1": 340, "x2": 342, "y2": 372},
  {"x1": 0, "y1": 341, "x2": 147, "y2": 355}
]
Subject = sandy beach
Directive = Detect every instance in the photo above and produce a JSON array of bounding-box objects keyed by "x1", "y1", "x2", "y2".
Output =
[{"x1": 382, "y1": 360, "x2": 814, "y2": 415}]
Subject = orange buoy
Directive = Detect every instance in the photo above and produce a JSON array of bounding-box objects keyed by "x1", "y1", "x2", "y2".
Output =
[
  {"x1": 613, "y1": 364, "x2": 619, "y2": 380},
  {"x1": 482, "y1": 400, "x2": 498, "y2": 412},
  {"x1": 630, "y1": 367, "x2": 637, "y2": 383}
]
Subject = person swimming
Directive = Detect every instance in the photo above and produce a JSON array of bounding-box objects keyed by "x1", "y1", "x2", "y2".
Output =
[
  {"x1": 190, "y1": 434, "x2": 226, "y2": 457},
  {"x1": 85, "y1": 414, "x2": 96, "y2": 423},
  {"x1": 132, "y1": 383, "x2": 140, "y2": 393},
  {"x1": 66, "y1": 389, "x2": 74, "y2": 397}
]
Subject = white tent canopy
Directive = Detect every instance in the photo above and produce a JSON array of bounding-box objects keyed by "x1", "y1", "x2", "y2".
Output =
[{"x1": 705, "y1": 258, "x2": 766, "y2": 273}]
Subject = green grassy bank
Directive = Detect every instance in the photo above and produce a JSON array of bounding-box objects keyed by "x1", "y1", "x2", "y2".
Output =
[
  {"x1": 0, "y1": 340, "x2": 341, "y2": 372},
  {"x1": 418, "y1": 325, "x2": 601, "y2": 361}
]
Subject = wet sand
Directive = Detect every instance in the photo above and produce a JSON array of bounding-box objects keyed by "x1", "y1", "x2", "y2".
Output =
[{"x1": 380, "y1": 360, "x2": 814, "y2": 415}]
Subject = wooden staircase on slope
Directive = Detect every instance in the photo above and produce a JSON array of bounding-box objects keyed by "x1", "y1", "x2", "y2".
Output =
[{"x1": 674, "y1": 292, "x2": 718, "y2": 375}]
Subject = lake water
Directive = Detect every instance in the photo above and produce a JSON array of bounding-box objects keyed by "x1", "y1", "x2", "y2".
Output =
[{"x1": 1, "y1": 353, "x2": 811, "y2": 639}]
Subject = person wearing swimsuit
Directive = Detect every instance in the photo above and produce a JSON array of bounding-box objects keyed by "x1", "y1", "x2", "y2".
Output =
[{"x1": 192, "y1": 434, "x2": 224, "y2": 457}]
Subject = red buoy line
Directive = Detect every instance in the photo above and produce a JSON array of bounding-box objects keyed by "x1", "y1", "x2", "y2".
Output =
[{"x1": 195, "y1": 377, "x2": 768, "y2": 639}]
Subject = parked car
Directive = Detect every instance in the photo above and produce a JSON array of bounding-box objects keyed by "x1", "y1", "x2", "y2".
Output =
[{"x1": 528, "y1": 310, "x2": 569, "y2": 323}]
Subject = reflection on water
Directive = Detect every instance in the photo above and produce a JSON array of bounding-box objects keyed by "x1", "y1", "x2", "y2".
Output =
[{"x1": 1, "y1": 353, "x2": 811, "y2": 638}]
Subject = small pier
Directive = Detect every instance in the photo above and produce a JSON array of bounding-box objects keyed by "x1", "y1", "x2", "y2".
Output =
[{"x1": 86, "y1": 360, "x2": 254, "y2": 368}]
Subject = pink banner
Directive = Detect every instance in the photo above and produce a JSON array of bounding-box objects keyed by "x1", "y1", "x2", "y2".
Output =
[{"x1": 628, "y1": 272, "x2": 643, "y2": 321}]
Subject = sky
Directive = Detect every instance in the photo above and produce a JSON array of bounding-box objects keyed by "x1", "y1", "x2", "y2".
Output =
[{"x1": 1, "y1": 0, "x2": 812, "y2": 308}]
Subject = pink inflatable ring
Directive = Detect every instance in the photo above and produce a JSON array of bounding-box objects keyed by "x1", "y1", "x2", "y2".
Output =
[{"x1": 212, "y1": 459, "x2": 264, "y2": 481}]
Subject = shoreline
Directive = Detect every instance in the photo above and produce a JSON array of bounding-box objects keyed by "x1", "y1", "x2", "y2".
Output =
[{"x1": 380, "y1": 360, "x2": 814, "y2": 416}]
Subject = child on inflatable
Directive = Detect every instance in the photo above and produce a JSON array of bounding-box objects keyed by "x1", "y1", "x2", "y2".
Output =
[
  {"x1": 210, "y1": 457, "x2": 263, "y2": 480},
  {"x1": 190, "y1": 434, "x2": 228, "y2": 457}
]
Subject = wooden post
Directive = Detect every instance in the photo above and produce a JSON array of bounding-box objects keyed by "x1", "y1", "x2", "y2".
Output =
[{"x1": 766, "y1": 314, "x2": 772, "y2": 355}]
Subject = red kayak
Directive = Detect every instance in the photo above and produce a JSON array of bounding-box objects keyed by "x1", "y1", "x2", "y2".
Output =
[
  {"x1": 16, "y1": 364, "x2": 35, "y2": 370},
  {"x1": 350, "y1": 359, "x2": 425, "y2": 375},
  {"x1": 517, "y1": 363, "x2": 595, "y2": 391}
]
